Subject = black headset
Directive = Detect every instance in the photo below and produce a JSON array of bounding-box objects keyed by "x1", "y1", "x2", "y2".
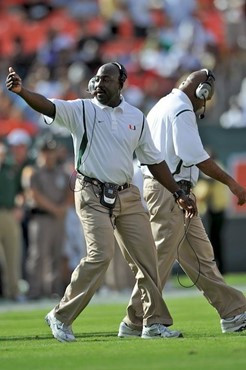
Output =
[
  {"x1": 111, "y1": 62, "x2": 128, "y2": 88},
  {"x1": 87, "y1": 62, "x2": 128, "y2": 94},
  {"x1": 195, "y1": 69, "x2": 215, "y2": 100}
]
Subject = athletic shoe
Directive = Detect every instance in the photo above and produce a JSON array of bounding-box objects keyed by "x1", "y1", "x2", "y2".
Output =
[
  {"x1": 45, "y1": 310, "x2": 76, "y2": 342},
  {"x1": 141, "y1": 323, "x2": 183, "y2": 339},
  {"x1": 118, "y1": 321, "x2": 142, "y2": 338},
  {"x1": 221, "y1": 312, "x2": 246, "y2": 333}
]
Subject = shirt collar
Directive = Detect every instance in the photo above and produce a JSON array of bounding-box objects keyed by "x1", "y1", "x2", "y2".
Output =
[
  {"x1": 171, "y1": 88, "x2": 193, "y2": 111},
  {"x1": 92, "y1": 95, "x2": 125, "y2": 112}
]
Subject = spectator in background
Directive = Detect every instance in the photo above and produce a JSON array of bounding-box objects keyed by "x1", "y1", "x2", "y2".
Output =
[
  {"x1": 0, "y1": 141, "x2": 22, "y2": 301},
  {"x1": 7, "y1": 129, "x2": 33, "y2": 281},
  {"x1": 7, "y1": 128, "x2": 32, "y2": 169},
  {"x1": 26, "y1": 138, "x2": 70, "y2": 300}
]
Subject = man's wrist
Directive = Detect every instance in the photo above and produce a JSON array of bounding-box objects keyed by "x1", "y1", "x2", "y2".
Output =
[{"x1": 172, "y1": 188, "x2": 186, "y2": 201}]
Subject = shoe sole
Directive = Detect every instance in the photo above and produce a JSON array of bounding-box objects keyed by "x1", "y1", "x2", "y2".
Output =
[
  {"x1": 118, "y1": 333, "x2": 141, "y2": 338},
  {"x1": 141, "y1": 333, "x2": 183, "y2": 339},
  {"x1": 222, "y1": 323, "x2": 246, "y2": 333}
]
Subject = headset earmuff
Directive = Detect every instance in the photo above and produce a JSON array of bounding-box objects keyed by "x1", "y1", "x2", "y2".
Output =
[
  {"x1": 111, "y1": 62, "x2": 127, "y2": 89},
  {"x1": 87, "y1": 76, "x2": 96, "y2": 95},
  {"x1": 195, "y1": 69, "x2": 215, "y2": 100},
  {"x1": 196, "y1": 69, "x2": 215, "y2": 119}
]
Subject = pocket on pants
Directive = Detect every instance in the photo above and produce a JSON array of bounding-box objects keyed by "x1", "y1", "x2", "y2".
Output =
[{"x1": 78, "y1": 184, "x2": 102, "y2": 211}]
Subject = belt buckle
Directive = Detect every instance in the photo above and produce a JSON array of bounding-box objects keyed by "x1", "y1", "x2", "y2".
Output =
[{"x1": 118, "y1": 183, "x2": 129, "y2": 191}]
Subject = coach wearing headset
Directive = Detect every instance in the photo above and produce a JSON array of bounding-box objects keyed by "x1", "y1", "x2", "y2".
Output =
[
  {"x1": 118, "y1": 69, "x2": 246, "y2": 337},
  {"x1": 6, "y1": 62, "x2": 196, "y2": 342}
]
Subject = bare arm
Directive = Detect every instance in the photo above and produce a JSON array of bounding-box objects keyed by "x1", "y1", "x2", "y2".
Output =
[
  {"x1": 197, "y1": 158, "x2": 246, "y2": 205},
  {"x1": 6, "y1": 67, "x2": 55, "y2": 118},
  {"x1": 147, "y1": 161, "x2": 197, "y2": 217},
  {"x1": 148, "y1": 161, "x2": 181, "y2": 193}
]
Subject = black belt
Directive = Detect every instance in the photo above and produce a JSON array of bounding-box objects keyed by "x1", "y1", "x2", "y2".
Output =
[
  {"x1": 30, "y1": 208, "x2": 53, "y2": 216},
  {"x1": 176, "y1": 180, "x2": 192, "y2": 195},
  {"x1": 81, "y1": 175, "x2": 130, "y2": 192}
]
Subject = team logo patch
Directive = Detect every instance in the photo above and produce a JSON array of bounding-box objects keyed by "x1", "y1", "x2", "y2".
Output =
[{"x1": 128, "y1": 124, "x2": 136, "y2": 130}]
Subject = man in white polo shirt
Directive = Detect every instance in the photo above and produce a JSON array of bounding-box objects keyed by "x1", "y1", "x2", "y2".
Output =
[
  {"x1": 123, "y1": 69, "x2": 246, "y2": 335},
  {"x1": 6, "y1": 62, "x2": 196, "y2": 342}
]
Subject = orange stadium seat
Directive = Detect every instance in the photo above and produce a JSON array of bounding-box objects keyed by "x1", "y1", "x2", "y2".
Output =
[
  {"x1": 0, "y1": 118, "x2": 38, "y2": 137},
  {"x1": 101, "y1": 38, "x2": 145, "y2": 58}
]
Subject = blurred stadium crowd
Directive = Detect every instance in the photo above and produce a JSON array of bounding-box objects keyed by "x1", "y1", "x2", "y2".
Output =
[
  {"x1": 0, "y1": 0, "x2": 246, "y2": 136},
  {"x1": 0, "y1": 0, "x2": 246, "y2": 301}
]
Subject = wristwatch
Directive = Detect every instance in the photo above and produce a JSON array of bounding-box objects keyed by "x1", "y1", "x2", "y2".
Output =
[{"x1": 172, "y1": 189, "x2": 186, "y2": 201}]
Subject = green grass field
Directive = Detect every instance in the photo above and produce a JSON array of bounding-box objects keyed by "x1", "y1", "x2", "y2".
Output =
[{"x1": 0, "y1": 282, "x2": 246, "y2": 370}]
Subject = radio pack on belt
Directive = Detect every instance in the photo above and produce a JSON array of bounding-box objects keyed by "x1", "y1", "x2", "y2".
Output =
[{"x1": 100, "y1": 182, "x2": 118, "y2": 209}]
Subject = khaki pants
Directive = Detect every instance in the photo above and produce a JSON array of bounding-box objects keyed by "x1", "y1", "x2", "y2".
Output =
[
  {"x1": 104, "y1": 239, "x2": 135, "y2": 291},
  {"x1": 54, "y1": 179, "x2": 173, "y2": 328},
  {"x1": 0, "y1": 210, "x2": 21, "y2": 299},
  {"x1": 126, "y1": 178, "x2": 246, "y2": 324}
]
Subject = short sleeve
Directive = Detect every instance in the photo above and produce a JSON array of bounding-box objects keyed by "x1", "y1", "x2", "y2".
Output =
[
  {"x1": 173, "y1": 111, "x2": 209, "y2": 166},
  {"x1": 135, "y1": 117, "x2": 164, "y2": 165},
  {"x1": 43, "y1": 99, "x2": 83, "y2": 135}
]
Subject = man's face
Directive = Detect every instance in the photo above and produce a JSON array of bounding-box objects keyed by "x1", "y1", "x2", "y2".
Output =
[
  {"x1": 39, "y1": 149, "x2": 57, "y2": 169},
  {"x1": 11, "y1": 144, "x2": 28, "y2": 165},
  {"x1": 94, "y1": 64, "x2": 121, "y2": 106}
]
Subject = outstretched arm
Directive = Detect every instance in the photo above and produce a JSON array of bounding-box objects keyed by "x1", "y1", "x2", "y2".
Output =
[
  {"x1": 197, "y1": 158, "x2": 246, "y2": 205},
  {"x1": 5, "y1": 67, "x2": 55, "y2": 118}
]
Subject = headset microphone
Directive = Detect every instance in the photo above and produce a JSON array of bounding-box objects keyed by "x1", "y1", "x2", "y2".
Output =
[{"x1": 199, "y1": 97, "x2": 206, "y2": 119}]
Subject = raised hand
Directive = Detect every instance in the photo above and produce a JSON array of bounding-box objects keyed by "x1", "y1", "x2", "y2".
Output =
[
  {"x1": 5, "y1": 67, "x2": 55, "y2": 117},
  {"x1": 6, "y1": 67, "x2": 22, "y2": 94}
]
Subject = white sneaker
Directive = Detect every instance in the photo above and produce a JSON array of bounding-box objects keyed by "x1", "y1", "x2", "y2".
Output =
[
  {"x1": 45, "y1": 310, "x2": 76, "y2": 342},
  {"x1": 118, "y1": 321, "x2": 142, "y2": 338},
  {"x1": 221, "y1": 312, "x2": 246, "y2": 333},
  {"x1": 141, "y1": 324, "x2": 183, "y2": 339}
]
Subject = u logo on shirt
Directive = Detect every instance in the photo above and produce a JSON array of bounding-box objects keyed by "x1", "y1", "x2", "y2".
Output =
[{"x1": 128, "y1": 124, "x2": 136, "y2": 130}]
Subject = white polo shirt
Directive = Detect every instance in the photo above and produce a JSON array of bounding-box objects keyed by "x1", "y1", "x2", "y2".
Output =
[
  {"x1": 142, "y1": 88, "x2": 209, "y2": 185},
  {"x1": 44, "y1": 97, "x2": 163, "y2": 184}
]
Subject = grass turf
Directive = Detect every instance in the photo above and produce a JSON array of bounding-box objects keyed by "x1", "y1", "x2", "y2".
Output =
[{"x1": 0, "y1": 292, "x2": 246, "y2": 370}]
